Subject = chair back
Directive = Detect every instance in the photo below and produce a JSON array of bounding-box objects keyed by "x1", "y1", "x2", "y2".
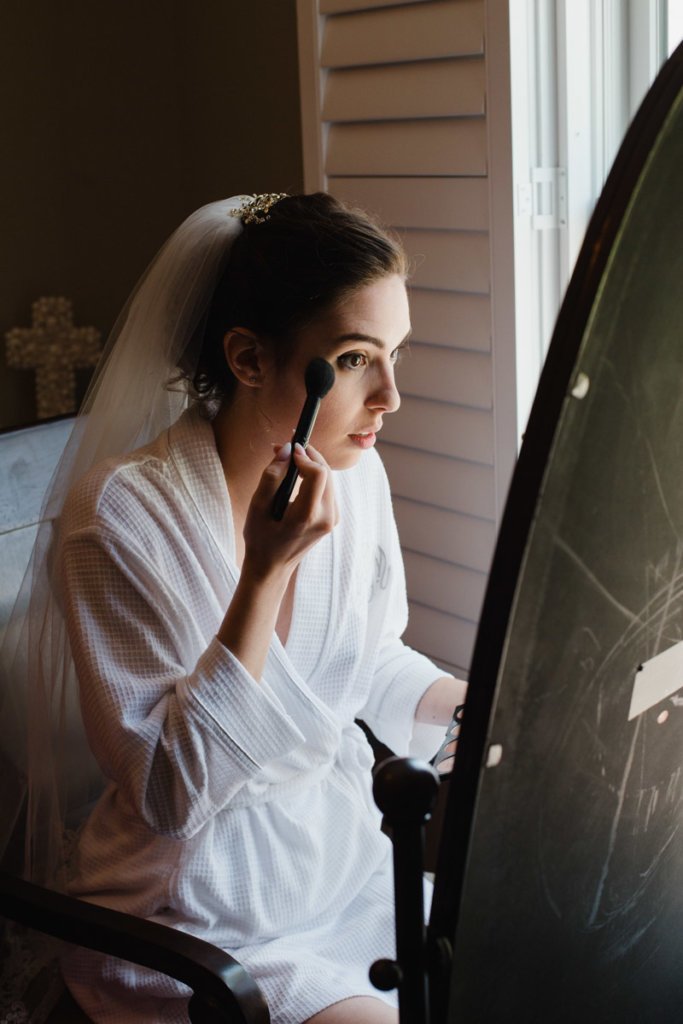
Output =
[{"x1": 0, "y1": 418, "x2": 74, "y2": 872}]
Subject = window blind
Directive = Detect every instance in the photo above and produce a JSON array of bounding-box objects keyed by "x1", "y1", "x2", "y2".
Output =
[{"x1": 297, "y1": 0, "x2": 513, "y2": 678}]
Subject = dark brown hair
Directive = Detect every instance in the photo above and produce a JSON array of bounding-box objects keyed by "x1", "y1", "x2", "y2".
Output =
[{"x1": 188, "y1": 192, "x2": 407, "y2": 405}]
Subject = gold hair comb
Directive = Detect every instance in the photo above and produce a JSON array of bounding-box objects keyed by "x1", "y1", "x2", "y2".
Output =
[{"x1": 230, "y1": 193, "x2": 288, "y2": 225}]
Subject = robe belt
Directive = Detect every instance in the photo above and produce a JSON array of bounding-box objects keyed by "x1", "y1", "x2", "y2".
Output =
[{"x1": 224, "y1": 728, "x2": 375, "y2": 810}]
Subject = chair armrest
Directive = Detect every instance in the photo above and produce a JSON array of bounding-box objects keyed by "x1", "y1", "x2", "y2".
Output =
[{"x1": 0, "y1": 870, "x2": 269, "y2": 1024}]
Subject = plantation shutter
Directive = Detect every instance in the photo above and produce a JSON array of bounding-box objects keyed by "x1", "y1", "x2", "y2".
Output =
[{"x1": 297, "y1": 0, "x2": 516, "y2": 678}]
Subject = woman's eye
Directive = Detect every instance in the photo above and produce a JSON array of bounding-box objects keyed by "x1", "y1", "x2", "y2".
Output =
[{"x1": 338, "y1": 352, "x2": 367, "y2": 370}]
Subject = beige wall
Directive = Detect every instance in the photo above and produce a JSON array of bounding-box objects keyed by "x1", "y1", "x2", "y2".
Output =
[{"x1": 0, "y1": 0, "x2": 303, "y2": 428}]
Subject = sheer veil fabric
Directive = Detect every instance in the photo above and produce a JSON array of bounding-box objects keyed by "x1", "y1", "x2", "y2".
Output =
[{"x1": 0, "y1": 198, "x2": 246, "y2": 888}]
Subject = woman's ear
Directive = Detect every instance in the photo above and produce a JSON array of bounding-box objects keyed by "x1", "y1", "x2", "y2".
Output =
[{"x1": 223, "y1": 328, "x2": 269, "y2": 387}]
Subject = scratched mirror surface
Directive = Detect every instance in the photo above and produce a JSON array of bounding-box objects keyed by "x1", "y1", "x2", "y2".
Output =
[{"x1": 435, "y1": 54, "x2": 683, "y2": 1023}]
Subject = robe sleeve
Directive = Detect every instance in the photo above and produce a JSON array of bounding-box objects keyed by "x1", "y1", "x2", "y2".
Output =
[
  {"x1": 61, "y1": 520, "x2": 306, "y2": 841},
  {"x1": 357, "y1": 454, "x2": 448, "y2": 760}
]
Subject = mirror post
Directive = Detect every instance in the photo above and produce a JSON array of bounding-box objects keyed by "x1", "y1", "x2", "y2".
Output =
[{"x1": 370, "y1": 757, "x2": 440, "y2": 1024}]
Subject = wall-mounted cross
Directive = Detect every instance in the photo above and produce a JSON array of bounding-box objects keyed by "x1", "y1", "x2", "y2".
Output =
[{"x1": 5, "y1": 297, "x2": 101, "y2": 419}]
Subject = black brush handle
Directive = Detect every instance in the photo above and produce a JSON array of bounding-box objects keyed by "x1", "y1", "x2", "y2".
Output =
[{"x1": 271, "y1": 394, "x2": 321, "y2": 520}]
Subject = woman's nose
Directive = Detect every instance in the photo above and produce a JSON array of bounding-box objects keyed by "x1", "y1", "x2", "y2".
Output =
[{"x1": 367, "y1": 365, "x2": 401, "y2": 414}]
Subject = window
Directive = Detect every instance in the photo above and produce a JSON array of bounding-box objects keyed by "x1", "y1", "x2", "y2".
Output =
[
  {"x1": 511, "y1": 0, "x2": 683, "y2": 438},
  {"x1": 296, "y1": 0, "x2": 682, "y2": 674}
]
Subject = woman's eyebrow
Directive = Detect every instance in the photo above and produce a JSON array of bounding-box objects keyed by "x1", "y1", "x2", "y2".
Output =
[{"x1": 331, "y1": 330, "x2": 412, "y2": 348}]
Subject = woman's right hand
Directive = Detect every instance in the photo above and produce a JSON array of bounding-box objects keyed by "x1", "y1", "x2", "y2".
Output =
[
  {"x1": 217, "y1": 442, "x2": 338, "y2": 680},
  {"x1": 241, "y1": 441, "x2": 339, "y2": 584}
]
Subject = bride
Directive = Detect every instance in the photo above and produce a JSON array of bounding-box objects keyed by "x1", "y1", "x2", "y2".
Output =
[{"x1": 5, "y1": 192, "x2": 466, "y2": 1024}]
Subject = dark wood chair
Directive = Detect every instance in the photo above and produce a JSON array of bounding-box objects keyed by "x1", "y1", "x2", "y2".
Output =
[{"x1": 0, "y1": 870, "x2": 269, "y2": 1023}]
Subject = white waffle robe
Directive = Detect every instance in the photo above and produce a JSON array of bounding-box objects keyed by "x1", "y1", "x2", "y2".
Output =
[{"x1": 59, "y1": 408, "x2": 444, "y2": 1023}]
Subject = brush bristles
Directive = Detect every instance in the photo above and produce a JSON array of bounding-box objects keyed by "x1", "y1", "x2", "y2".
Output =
[{"x1": 305, "y1": 358, "x2": 335, "y2": 399}]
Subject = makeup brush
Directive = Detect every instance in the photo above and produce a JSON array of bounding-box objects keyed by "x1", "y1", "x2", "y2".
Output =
[{"x1": 272, "y1": 357, "x2": 336, "y2": 521}]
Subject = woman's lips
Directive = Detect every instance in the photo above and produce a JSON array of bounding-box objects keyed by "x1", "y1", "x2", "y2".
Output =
[{"x1": 348, "y1": 432, "x2": 377, "y2": 449}]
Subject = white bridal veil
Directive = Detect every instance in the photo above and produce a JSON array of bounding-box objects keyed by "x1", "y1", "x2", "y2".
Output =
[{"x1": 0, "y1": 197, "x2": 248, "y2": 889}]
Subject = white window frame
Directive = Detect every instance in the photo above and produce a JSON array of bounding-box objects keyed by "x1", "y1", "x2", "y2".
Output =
[{"x1": 510, "y1": 0, "x2": 674, "y2": 440}]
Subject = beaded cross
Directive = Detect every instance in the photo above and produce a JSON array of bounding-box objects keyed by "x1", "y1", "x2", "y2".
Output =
[{"x1": 5, "y1": 297, "x2": 101, "y2": 419}]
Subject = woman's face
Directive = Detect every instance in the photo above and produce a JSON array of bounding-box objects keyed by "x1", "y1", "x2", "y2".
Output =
[{"x1": 262, "y1": 273, "x2": 410, "y2": 470}]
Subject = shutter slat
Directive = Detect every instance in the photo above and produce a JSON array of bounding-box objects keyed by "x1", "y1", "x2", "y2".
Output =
[
  {"x1": 323, "y1": 58, "x2": 485, "y2": 121},
  {"x1": 403, "y1": 229, "x2": 489, "y2": 293},
  {"x1": 321, "y1": 1, "x2": 484, "y2": 66},
  {"x1": 326, "y1": 118, "x2": 487, "y2": 176},
  {"x1": 409, "y1": 288, "x2": 491, "y2": 351},
  {"x1": 404, "y1": 550, "x2": 486, "y2": 623},
  {"x1": 381, "y1": 394, "x2": 494, "y2": 463},
  {"x1": 321, "y1": 0, "x2": 434, "y2": 13},
  {"x1": 405, "y1": 601, "x2": 477, "y2": 671},
  {"x1": 379, "y1": 443, "x2": 495, "y2": 519},
  {"x1": 329, "y1": 176, "x2": 488, "y2": 230},
  {"x1": 394, "y1": 496, "x2": 495, "y2": 573},
  {"x1": 397, "y1": 344, "x2": 492, "y2": 409}
]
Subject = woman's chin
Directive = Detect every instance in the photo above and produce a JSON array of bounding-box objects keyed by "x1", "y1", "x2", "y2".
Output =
[{"x1": 325, "y1": 446, "x2": 365, "y2": 472}]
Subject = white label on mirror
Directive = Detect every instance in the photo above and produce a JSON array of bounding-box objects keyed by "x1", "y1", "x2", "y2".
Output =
[
  {"x1": 485, "y1": 744, "x2": 503, "y2": 768},
  {"x1": 629, "y1": 641, "x2": 683, "y2": 720}
]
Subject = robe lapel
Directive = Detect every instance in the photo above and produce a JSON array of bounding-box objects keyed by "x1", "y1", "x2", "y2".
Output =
[{"x1": 167, "y1": 408, "x2": 338, "y2": 733}]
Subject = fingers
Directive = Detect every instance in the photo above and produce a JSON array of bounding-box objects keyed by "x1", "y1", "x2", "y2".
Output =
[
  {"x1": 248, "y1": 444, "x2": 292, "y2": 513},
  {"x1": 291, "y1": 443, "x2": 327, "y2": 505},
  {"x1": 435, "y1": 740, "x2": 457, "y2": 775},
  {"x1": 248, "y1": 442, "x2": 337, "y2": 538},
  {"x1": 271, "y1": 442, "x2": 291, "y2": 461},
  {"x1": 255, "y1": 442, "x2": 323, "y2": 507},
  {"x1": 433, "y1": 704, "x2": 464, "y2": 775},
  {"x1": 290, "y1": 444, "x2": 339, "y2": 529},
  {"x1": 242, "y1": 443, "x2": 338, "y2": 583}
]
